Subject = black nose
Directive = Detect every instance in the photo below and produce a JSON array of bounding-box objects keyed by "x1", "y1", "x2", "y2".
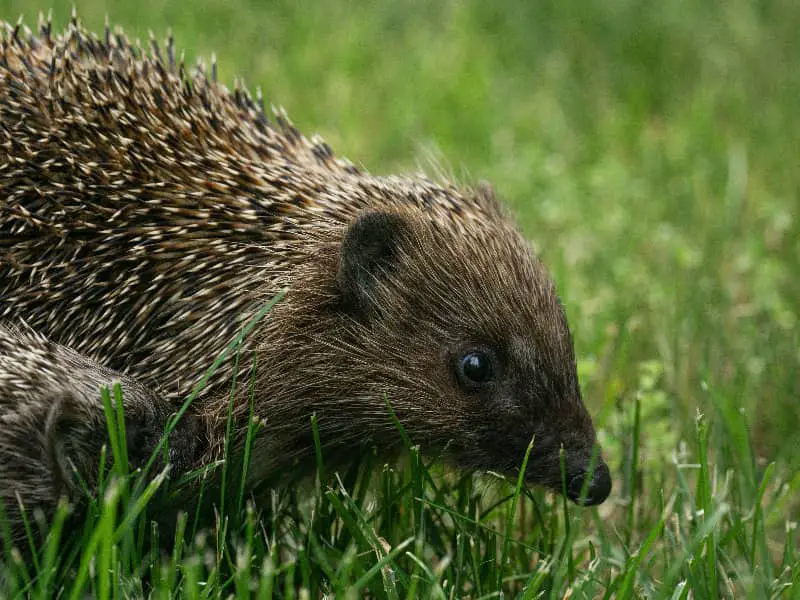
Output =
[{"x1": 567, "y1": 462, "x2": 612, "y2": 506}]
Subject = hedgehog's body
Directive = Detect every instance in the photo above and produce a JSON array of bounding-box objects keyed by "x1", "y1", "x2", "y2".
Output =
[{"x1": 0, "y1": 17, "x2": 610, "y2": 545}]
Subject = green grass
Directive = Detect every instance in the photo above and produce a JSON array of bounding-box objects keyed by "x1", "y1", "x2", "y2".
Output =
[{"x1": 1, "y1": 0, "x2": 798, "y2": 597}]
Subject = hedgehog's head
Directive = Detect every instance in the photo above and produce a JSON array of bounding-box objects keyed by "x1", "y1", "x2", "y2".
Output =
[{"x1": 309, "y1": 187, "x2": 611, "y2": 507}]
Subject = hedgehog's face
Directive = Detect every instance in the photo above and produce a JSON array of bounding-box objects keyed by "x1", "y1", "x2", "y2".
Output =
[{"x1": 334, "y1": 207, "x2": 611, "y2": 506}]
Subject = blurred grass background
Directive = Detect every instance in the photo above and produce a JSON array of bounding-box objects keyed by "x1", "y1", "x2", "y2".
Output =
[{"x1": 2, "y1": 0, "x2": 796, "y2": 488}]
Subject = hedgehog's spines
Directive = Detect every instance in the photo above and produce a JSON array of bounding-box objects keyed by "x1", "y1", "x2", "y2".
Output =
[
  {"x1": 255, "y1": 85, "x2": 264, "y2": 112},
  {"x1": 37, "y1": 10, "x2": 52, "y2": 43},
  {"x1": 11, "y1": 20, "x2": 22, "y2": 48},
  {"x1": 4, "y1": 13, "x2": 407, "y2": 239},
  {"x1": 18, "y1": 47, "x2": 34, "y2": 77},
  {"x1": 275, "y1": 106, "x2": 303, "y2": 145},
  {"x1": 149, "y1": 30, "x2": 163, "y2": 67},
  {"x1": 73, "y1": 23, "x2": 85, "y2": 53},
  {"x1": 235, "y1": 79, "x2": 257, "y2": 113},
  {"x1": 199, "y1": 76, "x2": 211, "y2": 112},
  {"x1": 105, "y1": 43, "x2": 117, "y2": 76},
  {"x1": 233, "y1": 78, "x2": 242, "y2": 109},
  {"x1": 153, "y1": 53, "x2": 168, "y2": 84},
  {"x1": 21, "y1": 23, "x2": 36, "y2": 51},
  {"x1": 140, "y1": 50, "x2": 151, "y2": 81},
  {"x1": 114, "y1": 30, "x2": 126, "y2": 57},
  {"x1": 243, "y1": 86, "x2": 257, "y2": 113},
  {"x1": 166, "y1": 29, "x2": 175, "y2": 73},
  {"x1": 48, "y1": 52, "x2": 56, "y2": 82}
]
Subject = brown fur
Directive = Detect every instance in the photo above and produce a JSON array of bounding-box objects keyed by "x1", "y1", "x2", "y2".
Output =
[{"x1": 0, "y1": 16, "x2": 610, "y2": 544}]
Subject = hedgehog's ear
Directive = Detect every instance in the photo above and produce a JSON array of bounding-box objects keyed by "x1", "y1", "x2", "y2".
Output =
[{"x1": 337, "y1": 211, "x2": 408, "y2": 317}]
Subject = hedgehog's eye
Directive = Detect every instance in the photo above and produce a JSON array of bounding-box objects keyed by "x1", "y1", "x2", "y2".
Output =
[{"x1": 458, "y1": 351, "x2": 493, "y2": 385}]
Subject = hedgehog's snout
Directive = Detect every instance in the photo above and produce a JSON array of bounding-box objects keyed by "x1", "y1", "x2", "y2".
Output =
[{"x1": 566, "y1": 459, "x2": 612, "y2": 506}]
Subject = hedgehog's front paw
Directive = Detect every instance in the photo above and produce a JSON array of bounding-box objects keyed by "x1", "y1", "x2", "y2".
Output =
[
  {"x1": 44, "y1": 391, "x2": 114, "y2": 494},
  {"x1": 43, "y1": 388, "x2": 200, "y2": 492},
  {"x1": 167, "y1": 411, "x2": 202, "y2": 475},
  {"x1": 125, "y1": 409, "x2": 202, "y2": 477}
]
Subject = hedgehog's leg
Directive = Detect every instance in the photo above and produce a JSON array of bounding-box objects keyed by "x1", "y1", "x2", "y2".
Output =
[{"x1": 0, "y1": 323, "x2": 200, "y2": 548}]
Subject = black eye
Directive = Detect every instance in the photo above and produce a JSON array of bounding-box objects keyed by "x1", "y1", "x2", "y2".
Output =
[{"x1": 459, "y1": 351, "x2": 493, "y2": 384}]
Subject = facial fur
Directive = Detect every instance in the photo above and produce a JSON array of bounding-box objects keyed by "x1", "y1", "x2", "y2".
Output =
[{"x1": 226, "y1": 202, "x2": 606, "y2": 502}]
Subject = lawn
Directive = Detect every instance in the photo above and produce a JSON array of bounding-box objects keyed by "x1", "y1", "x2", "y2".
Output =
[{"x1": 0, "y1": 0, "x2": 798, "y2": 597}]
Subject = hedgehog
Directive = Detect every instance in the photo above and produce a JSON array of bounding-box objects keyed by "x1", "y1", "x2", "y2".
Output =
[{"x1": 0, "y1": 15, "x2": 611, "y2": 544}]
